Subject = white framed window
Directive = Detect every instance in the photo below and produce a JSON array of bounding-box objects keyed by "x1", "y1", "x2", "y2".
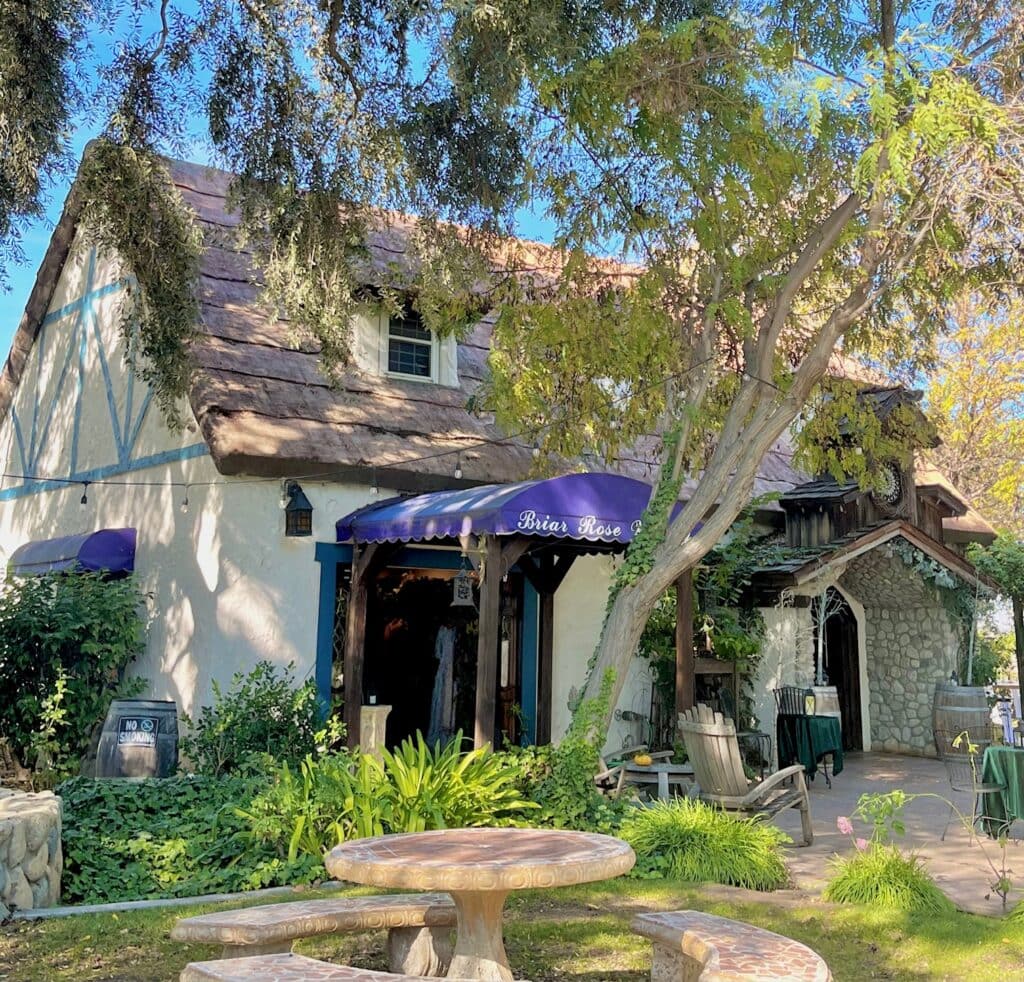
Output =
[{"x1": 382, "y1": 309, "x2": 438, "y2": 382}]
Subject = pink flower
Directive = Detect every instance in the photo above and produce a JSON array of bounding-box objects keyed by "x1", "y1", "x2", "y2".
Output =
[
  {"x1": 837, "y1": 816, "x2": 854, "y2": 836},
  {"x1": 855, "y1": 838, "x2": 869, "y2": 851}
]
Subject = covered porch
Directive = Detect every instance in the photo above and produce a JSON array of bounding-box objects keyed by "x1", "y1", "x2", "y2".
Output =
[{"x1": 314, "y1": 473, "x2": 697, "y2": 750}]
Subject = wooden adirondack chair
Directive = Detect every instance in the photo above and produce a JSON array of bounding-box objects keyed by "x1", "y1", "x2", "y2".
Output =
[{"x1": 678, "y1": 704, "x2": 814, "y2": 846}]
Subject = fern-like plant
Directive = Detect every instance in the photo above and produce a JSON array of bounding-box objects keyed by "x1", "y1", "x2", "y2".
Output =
[
  {"x1": 619, "y1": 799, "x2": 790, "y2": 890},
  {"x1": 824, "y1": 843, "x2": 953, "y2": 913}
]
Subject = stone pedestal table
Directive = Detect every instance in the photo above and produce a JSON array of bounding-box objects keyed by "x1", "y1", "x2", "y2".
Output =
[{"x1": 326, "y1": 827, "x2": 635, "y2": 982}]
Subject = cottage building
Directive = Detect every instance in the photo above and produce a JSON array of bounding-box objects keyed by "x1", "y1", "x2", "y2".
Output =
[{"x1": 0, "y1": 157, "x2": 996, "y2": 759}]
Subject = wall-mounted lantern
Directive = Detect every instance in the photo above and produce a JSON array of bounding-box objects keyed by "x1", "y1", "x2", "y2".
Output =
[
  {"x1": 803, "y1": 687, "x2": 816, "y2": 716},
  {"x1": 284, "y1": 481, "x2": 313, "y2": 537}
]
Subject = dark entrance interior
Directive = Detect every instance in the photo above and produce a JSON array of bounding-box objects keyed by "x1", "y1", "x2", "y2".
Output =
[
  {"x1": 816, "y1": 588, "x2": 862, "y2": 751},
  {"x1": 359, "y1": 570, "x2": 525, "y2": 748}
]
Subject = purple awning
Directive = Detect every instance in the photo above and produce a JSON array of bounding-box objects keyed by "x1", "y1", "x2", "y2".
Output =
[
  {"x1": 336, "y1": 473, "x2": 682, "y2": 545},
  {"x1": 8, "y1": 528, "x2": 137, "y2": 576}
]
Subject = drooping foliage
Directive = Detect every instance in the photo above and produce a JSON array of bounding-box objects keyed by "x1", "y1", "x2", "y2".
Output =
[{"x1": 6, "y1": 1, "x2": 1024, "y2": 733}]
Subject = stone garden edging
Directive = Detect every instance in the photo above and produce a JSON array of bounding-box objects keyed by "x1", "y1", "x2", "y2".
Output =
[{"x1": 0, "y1": 787, "x2": 62, "y2": 912}]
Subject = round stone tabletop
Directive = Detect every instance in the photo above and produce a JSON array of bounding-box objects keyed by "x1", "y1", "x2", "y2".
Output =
[{"x1": 326, "y1": 827, "x2": 636, "y2": 892}]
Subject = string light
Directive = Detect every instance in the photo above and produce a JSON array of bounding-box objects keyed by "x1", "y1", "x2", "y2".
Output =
[
  {"x1": 370, "y1": 468, "x2": 379, "y2": 495},
  {"x1": 1, "y1": 360, "x2": 715, "y2": 499},
  {"x1": 180, "y1": 486, "x2": 190, "y2": 514},
  {"x1": 79, "y1": 481, "x2": 89, "y2": 506}
]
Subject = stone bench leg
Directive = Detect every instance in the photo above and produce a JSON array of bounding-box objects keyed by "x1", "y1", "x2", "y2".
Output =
[
  {"x1": 220, "y1": 941, "x2": 292, "y2": 959},
  {"x1": 650, "y1": 941, "x2": 702, "y2": 982},
  {"x1": 387, "y1": 926, "x2": 453, "y2": 977}
]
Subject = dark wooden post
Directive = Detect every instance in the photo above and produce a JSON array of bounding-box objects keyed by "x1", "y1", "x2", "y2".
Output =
[
  {"x1": 675, "y1": 569, "x2": 695, "y2": 720},
  {"x1": 474, "y1": 536, "x2": 503, "y2": 749},
  {"x1": 343, "y1": 543, "x2": 380, "y2": 750}
]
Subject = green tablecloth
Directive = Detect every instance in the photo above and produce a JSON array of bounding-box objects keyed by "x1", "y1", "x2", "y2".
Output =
[
  {"x1": 980, "y1": 746, "x2": 1024, "y2": 835},
  {"x1": 776, "y1": 714, "x2": 844, "y2": 781}
]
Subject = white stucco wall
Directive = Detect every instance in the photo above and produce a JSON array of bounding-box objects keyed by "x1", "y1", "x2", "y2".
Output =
[
  {"x1": 750, "y1": 603, "x2": 815, "y2": 761},
  {"x1": 0, "y1": 236, "x2": 394, "y2": 717},
  {"x1": 550, "y1": 554, "x2": 654, "y2": 753}
]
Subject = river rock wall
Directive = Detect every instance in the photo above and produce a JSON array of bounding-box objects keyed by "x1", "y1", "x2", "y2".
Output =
[{"x1": 0, "y1": 789, "x2": 62, "y2": 911}]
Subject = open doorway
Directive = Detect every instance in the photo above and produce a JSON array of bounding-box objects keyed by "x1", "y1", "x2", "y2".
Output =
[
  {"x1": 814, "y1": 587, "x2": 862, "y2": 751},
  {"x1": 360, "y1": 569, "x2": 526, "y2": 749}
]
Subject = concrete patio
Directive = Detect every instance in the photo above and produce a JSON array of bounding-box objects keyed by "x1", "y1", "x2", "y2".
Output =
[{"x1": 770, "y1": 752, "x2": 1024, "y2": 917}]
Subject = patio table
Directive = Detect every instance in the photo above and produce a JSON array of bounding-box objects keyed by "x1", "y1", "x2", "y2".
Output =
[
  {"x1": 776, "y1": 714, "x2": 844, "y2": 787},
  {"x1": 325, "y1": 827, "x2": 635, "y2": 982},
  {"x1": 623, "y1": 760, "x2": 695, "y2": 800},
  {"x1": 980, "y1": 745, "x2": 1024, "y2": 835}
]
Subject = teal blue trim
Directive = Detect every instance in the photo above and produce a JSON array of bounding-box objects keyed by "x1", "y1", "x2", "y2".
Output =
[
  {"x1": 31, "y1": 321, "x2": 79, "y2": 472},
  {"x1": 126, "y1": 388, "x2": 153, "y2": 458},
  {"x1": 520, "y1": 580, "x2": 539, "y2": 745},
  {"x1": 0, "y1": 443, "x2": 209, "y2": 501},
  {"x1": 11, "y1": 410, "x2": 27, "y2": 472},
  {"x1": 92, "y1": 315, "x2": 125, "y2": 462},
  {"x1": 315, "y1": 542, "x2": 354, "y2": 564},
  {"x1": 69, "y1": 306, "x2": 87, "y2": 474},
  {"x1": 313, "y1": 548, "x2": 339, "y2": 716},
  {"x1": 40, "y1": 278, "x2": 125, "y2": 326}
]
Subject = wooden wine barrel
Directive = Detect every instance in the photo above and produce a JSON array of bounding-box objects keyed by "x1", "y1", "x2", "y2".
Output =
[
  {"x1": 932, "y1": 683, "x2": 990, "y2": 753},
  {"x1": 96, "y1": 699, "x2": 179, "y2": 778}
]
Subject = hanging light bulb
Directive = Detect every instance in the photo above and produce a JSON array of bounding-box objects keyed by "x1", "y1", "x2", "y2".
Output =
[
  {"x1": 370, "y1": 468, "x2": 379, "y2": 495},
  {"x1": 180, "y1": 486, "x2": 190, "y2": 514},
  {"x1": 532, "y1": 442, "x2": 541, "y2": 459},
  {"x1": 454, "y1": 455, "x2": 463, "y2": 480},
  {"x1": 79, "y1": 481, "x2": 89, "y2": 506}
]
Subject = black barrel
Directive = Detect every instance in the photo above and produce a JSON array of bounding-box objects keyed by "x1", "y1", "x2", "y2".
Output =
[{"x1": 95, "y1": 699, "x2": 179, "y2": 778}]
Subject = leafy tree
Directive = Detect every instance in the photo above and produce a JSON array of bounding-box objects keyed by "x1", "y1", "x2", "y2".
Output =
[
  {"x1": 926, "y1": 296, "x2": 1024, "y2": 536},
  {"x1": 4, "y1": 2, "x2": 1024, "y2": 735},
  {"x1": 970, "y1": 535, "x2": 1024, "y2": 694}
]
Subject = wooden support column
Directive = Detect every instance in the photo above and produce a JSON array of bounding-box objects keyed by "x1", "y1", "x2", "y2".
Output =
[
  {"x1": 343, "y1": 543, "x2": 380, "y2": 750},
  {"x1": 474, "y1": 536, "x2": 503, "y2": 749},
  {"x1": 675, "y1": 569, "x2": 695, "y2": 719}
]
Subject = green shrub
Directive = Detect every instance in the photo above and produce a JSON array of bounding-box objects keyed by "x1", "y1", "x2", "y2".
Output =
[
  {"x1": 0, "y1": 572, "x2": 146, "y2": 778},
  {"x1": 619, "y1": 799, "x2": 790, "y2": 890},
  {"x1": 59, "y1": 774, "x2": 320, "y2": 903},
  {"x1": 179, "y1": 661, "x2": 342, "y2": 775},
  {"x1": 824, "y1": 843, "x2": 954, "y2": 913},
  {"x1": 242, "y1": 732, "x2": 537, "y2": 860}
]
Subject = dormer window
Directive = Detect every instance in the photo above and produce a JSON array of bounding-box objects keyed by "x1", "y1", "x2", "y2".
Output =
[{"x1": 385, "y1": 310, "x2": 437, "y2": 381}]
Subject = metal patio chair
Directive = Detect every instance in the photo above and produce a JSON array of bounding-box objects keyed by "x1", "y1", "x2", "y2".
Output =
[{"x1": 934, "y1": 728, "x2": 1005, "y2": 840}]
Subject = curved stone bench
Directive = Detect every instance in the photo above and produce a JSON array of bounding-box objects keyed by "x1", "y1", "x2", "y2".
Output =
[
  {"x1": 181, "y1": 952, "x2": 441, "y2": 981},
  {"x1": 172, "y1": 893, "x2": 455, "y2": 976},
  {"x1": 632, "y1": 910, "x2": 832, "y2": 981}
]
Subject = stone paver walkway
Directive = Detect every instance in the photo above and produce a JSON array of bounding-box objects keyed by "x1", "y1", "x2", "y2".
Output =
[{"x1": 770, "y1": 752, "x2": 1023, "y2": 916}]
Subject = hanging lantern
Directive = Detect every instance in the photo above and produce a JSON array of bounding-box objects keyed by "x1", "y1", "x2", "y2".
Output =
[
  {"x1": 284, "y1": 482, "x2": 314, "y2": 537},
  {"x1": 803, "y1": 687, "x2": 816, "y2": 716},
  {"x1": 451, "y1": 564, "x2": 476, "y2": 607}
]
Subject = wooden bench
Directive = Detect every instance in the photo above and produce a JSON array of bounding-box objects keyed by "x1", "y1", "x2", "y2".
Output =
[
  {"x1": 171, "y1": 894, "x2": 456, "y2": 976},
  {"x1": 181, "y1": 952, "x2": 439, "y2": 981},
  {"x1": 632, "y1": 910, "x2": 832, "y2": 981}
]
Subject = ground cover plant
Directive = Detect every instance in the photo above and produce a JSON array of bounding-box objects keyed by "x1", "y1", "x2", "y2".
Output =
[
  {"x1": 620, "y1": 799, "x2": 789, "y2": 891},
  {"x1": 3, "y1": 879, "x2": 1024, "y2": 982},
  {"x1": 58, "y1": 774, "x2": 320, "y2": 904}
]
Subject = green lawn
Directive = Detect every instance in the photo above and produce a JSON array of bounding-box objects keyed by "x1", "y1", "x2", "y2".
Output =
[{"x1": 2, "y1": 880, "x2": 1023, "y2": 981}]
